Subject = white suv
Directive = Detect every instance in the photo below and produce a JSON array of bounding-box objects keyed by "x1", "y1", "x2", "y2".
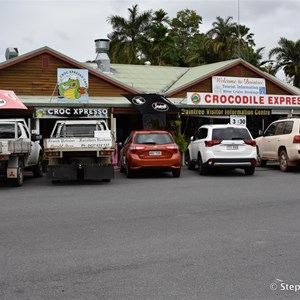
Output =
[
  {"x1": 255, "y1": 118, "x2": 300, "y2": 171},
  {"x1": 186, "y1": 124, "x2": 257, "y2": 175}
]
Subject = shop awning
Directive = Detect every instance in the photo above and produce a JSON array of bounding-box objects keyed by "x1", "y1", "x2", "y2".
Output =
[
  {"x1": 0, "y1": 90, "x2": 27, "y2": 110},
  {"x1": 123, "y1": 93, "x2": 180, "y2": 113}
]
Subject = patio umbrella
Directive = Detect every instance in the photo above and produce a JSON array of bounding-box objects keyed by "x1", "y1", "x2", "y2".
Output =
[
  {"x1": 123, "y1": 93, "x2": 179, "y2": 113},
  {"x1": 0, "y1": 90, "x2": 27, "y2": 110}
]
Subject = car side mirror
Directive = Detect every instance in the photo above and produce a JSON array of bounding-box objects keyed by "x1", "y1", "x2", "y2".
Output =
[{"x1": 190, "y1": 136, "x2": 195, "y2": 141}]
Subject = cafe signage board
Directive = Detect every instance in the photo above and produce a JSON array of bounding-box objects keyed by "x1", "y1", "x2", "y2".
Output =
[{"x1": 35, "y1": 107, "x2": 109, "y2": 119}]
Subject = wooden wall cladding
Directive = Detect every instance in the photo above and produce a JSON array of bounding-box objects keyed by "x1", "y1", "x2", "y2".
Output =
[
  {"x1": 171, "y1": 64, "x2": 290, "y2": 98},
  {"x1": 0, "y1": 54, "x2": 130, "y2": 96}
]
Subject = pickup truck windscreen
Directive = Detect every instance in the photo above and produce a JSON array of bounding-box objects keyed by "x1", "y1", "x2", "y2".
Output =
[{"x1": 60, "y1": 124, "x2": 99, "y2": 137}]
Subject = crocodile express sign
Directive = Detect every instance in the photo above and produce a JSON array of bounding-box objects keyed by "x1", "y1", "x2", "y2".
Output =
[{"x1": 187, "y1": 93, "x2": 300, "y2": 108}]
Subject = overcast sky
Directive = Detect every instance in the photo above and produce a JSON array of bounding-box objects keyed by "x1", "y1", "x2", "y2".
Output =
[{"x1": 1, "y1": 0, "x2": 299, "y2": 73}]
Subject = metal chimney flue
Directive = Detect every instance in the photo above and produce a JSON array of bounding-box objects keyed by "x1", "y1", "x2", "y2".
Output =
[
  {"x1": 95, "y1": 39, "x2": 110, "y2": 73},
  {"x1": 5, "y1": 47, "x2": 18, "y2": 60}
]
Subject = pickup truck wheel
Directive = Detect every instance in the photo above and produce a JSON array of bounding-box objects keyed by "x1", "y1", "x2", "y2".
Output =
[
  {"x1": 13, "y1": 160, "x2": 24, "y2": 187},
  {"x1": 32, "y1": 154, "x2": 43, "y2": 177},
  {"x1": 279, "y1": 149, "x2": 291, "y2": 172}
]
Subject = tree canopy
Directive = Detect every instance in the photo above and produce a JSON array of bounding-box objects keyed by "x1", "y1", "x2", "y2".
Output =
[{"x1": 106, "y1": 4, "x2": 300, "y2": 87}]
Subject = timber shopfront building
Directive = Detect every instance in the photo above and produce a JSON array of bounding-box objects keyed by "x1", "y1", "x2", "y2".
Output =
[{"x1": 1, "y1": 44, "x2": 300, "y2": 143}]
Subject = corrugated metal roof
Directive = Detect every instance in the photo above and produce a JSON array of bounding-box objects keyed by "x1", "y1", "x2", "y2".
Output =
[
  {"x1": 88, "y1": 59, "x2": 300, "y2": 96},
  {"x1": 166, "y1": 60, "x2": 240, "y2": 94},
  {"x1": 85, "y1": 62, "x2": 189, "y2": 94}
]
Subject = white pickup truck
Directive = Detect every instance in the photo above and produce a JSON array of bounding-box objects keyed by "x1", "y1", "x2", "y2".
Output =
[
  {"x1": 44, "y1": 119, "x2": 115, "y2": 183},
  {"x1": 0, "y1": 119, "x2": 43, "y2": 186}
]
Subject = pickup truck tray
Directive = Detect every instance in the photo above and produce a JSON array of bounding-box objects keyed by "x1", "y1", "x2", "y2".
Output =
[{"x1": 0, "y1": 140, "x2": 31, "y2": 154}]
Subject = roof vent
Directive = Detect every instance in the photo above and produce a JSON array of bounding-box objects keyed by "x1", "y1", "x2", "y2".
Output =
[
  {"x1": 144, "y1": 61, "x2": 151, "y2": 66},
  {"x1": 95, "y1": 39, "x2": 110, "y2": 73},
  {"x1": 5, "y1": 47, "x2": 18, "y2": 60}
]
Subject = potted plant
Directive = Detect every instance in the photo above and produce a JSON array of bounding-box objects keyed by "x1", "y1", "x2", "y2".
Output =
[{"x1": 169, "y1": 120, "x2": 188, "y2": 165}]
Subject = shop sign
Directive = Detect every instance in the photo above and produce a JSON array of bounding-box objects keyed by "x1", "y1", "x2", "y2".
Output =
[
  {"x1": 35, "y1": 107, "x2": 109, "y2": 119},
  {"x1": 187, "y1": 93, "x2": 300, "y2": 108},
  {"x1": 180, "y1": 108, "x2": 271, "y2": 116},
  {"x1": 212, "y1": 76, "x2": 266, "y2": 95},
  {"x1": 45, "y1": 137, "x2": 112, "y2": 149},
  {"x1": 57, "y1": 68, "x2": 89, "y2": 103},
  {"x1": 230, "y1": 115, "x2": 246, "y2": 126}
]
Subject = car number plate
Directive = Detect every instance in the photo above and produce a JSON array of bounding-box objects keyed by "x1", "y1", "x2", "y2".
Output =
[
  {"x1": 149, "y1": 151, "x2": 162, "y2": 156},
  {"x1": 227, "y1": 145, "x2": 239, "y2": 150}
]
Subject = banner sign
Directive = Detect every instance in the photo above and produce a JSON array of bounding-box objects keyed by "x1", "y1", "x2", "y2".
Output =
[
  {"x1": 180, "y1": 108, "x2": 271, "y2": 116},
  {"x1": 212, "y1": 76, "x2": 266, "y2": 95},
  {"x1": 57, "y1": 68, "x2": 89, "y2": 103},
  {"x1": 44, "y1": 137, "x2": 112, "y2": 149},
  {"x1": 35, "y1": 107, "x2": 109, "y2": 119},
  {"x1": 187, "y1": 93, "x2": 300, "y2": 108}
]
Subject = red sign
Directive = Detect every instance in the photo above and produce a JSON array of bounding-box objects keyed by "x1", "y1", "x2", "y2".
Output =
[{"x1": 187, "y1": 93, "x2": 300, "y2": 107}]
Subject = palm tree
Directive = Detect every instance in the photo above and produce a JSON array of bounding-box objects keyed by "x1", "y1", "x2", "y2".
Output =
[
  {"x1": 234, "y1": 24, "x2": 256, "y2": 58},
  {"x1": 152, "y1": 8, "x2": 169, "y2": 25},
  {"x1": 207, "y1": 16, "x2": 236, "y2": 60},
  {"x1": 107, "y1": 4, "x2": 152, "y2": 64},
  {"x1": 144, "y1": 9, "x2": 174, "y2": 65},
  {"x1": 269, "y1": 37, "x2": 300, "y2": 87},
  {"x1": 236, "y1": 24, "x2": 255, "y2": 48},
  {"x1": 186, "y1": 34, "x2": 217, "y2": 66},
  {"x1": 239, "y1": 46, "x2": 267, "y2": 69},
  {"x1": 147, "y1": 24, "x2": 174, "y2": 65}
]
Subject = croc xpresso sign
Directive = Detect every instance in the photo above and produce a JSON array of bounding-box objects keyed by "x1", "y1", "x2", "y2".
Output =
[{"x1": 35, "y1": 107, "x2": 109, "y2": 118}]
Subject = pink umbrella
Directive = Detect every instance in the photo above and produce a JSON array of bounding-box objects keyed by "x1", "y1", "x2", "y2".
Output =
[{"x1": 0, "y1": 90, "x2": 27, "y2": 110}]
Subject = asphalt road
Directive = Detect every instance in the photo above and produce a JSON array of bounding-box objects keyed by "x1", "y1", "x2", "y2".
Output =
[{"x1": 1, "y1": 165, "x2": 300, "y2": 300}]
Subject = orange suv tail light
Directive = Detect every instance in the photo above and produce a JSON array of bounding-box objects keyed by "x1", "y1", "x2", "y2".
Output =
[
  {"x1": 244, "y1": 140, "x2": 256, "y2": 147},
  {"x1": 293, "y1": 135, "x2": 300, "y2": 143},
  {"x1": 205, "y1": 140, "x2": 222, "y2": 147},
  {"x1": 166, "y1": 145, "x2": 179, "y2": 153},
  {"x1": 166, "y1": 145, "x2": 179, "y2": 150},
  {"x1": 129, "y1": 145, "x2": 145, "y2": 152}
]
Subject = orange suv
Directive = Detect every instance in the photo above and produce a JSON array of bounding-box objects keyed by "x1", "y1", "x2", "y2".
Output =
[{"x1": 119, "y1": 130, "x2": 182, "y2": 178}]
